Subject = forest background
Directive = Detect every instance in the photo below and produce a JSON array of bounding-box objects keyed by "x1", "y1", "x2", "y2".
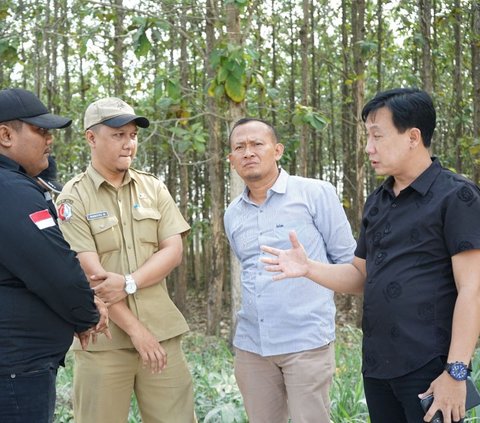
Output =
[
  {"x1": 2, "y1": 0, "x2": 480, "y2": 421},
  {"x1": 2, "y1": 0, "x2": 480, "y2": 333}
]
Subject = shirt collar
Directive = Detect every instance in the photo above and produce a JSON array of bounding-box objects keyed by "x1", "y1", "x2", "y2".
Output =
[
  {"x1": 87, "y1": 163, "x2": 136, "y2": 191},
  {"x1": 240, "y1": 167, "x2": 288, "y2": 203},
  {"x1": 379, "y1": 157, "x2": 441, "y2": 197}
]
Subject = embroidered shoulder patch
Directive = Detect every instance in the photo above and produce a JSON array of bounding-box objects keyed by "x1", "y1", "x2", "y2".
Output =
[{"x1": 58, "y1": 203, "x2": 73, "y2": 222}]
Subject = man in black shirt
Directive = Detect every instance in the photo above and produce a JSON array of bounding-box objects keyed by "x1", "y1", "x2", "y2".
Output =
[
  {"x1": 0, "y1": 88, "x2": 109, "y2": 423},
  {"x1": 261, "y1": 88, "x2": 480, "y2": 423}
]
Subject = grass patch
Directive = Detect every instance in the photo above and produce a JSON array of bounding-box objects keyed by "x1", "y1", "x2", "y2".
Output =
[{"x1": 54, "y1": 328, "x2": 480, "y2": 423}]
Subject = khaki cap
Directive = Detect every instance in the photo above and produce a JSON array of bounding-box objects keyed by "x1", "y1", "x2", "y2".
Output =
[{"x1": 84, "y1": 97, "x2": 150, "y2": 130}]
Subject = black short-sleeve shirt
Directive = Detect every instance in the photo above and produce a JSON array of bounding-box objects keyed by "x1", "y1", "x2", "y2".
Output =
[{"x1": 356, "y1": 158, "x2": 480, "y2": 379}]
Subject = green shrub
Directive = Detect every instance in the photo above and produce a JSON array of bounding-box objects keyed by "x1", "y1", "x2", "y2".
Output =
[{"x1": 54, "y1": 329, "x2": 480, "y2": 423}]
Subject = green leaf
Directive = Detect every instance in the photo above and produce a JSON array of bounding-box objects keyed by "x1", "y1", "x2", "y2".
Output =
[
  {"x1": 157, "y1": 97, "x2": 173, "y2": 109},
  {"x1": 266, "y1": 87, "x2": 280, "y2": 99},
  {"x1": 166, "y1": 79, "x2": 181, "y2": 100},
  {"x1": 225, "y1": 76, "x2": 246, "y2": 102},
  {"x1": 133, "y1": 31, "x2": 152, "y2": 58},
  {"x1": 217, "y1": 66, "x2": 229, "y2": 83},
  {"x1": 214, "y1": 84, "x2": 225, "y2": 98},
  {"x1": 0, "y1": 38, "x2": 18, "y2": 62}
]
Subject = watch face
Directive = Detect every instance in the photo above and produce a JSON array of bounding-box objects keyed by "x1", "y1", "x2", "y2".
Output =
[
  {"x1": 125, "y1": 283, "x2": 137, "y2": 294},
  {"x1": 449, "y1": 362, "x2": 468, "y2": 381}
]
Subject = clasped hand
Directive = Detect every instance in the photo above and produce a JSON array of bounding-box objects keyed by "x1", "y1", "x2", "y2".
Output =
[
  {"x1": 91, "y1": 272, "x2": 127, "y2": 306},
  {"x1": 76, "y1": 295, "x2": 112, "y2": 349}
]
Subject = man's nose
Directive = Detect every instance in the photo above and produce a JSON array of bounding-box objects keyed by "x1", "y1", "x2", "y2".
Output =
[
  {"x1": 243, "y1": 145, "x2": 254, "y2": 156},
  {"x1": 365, "y1": 138, "x2": 375, "y2": 154},
  {"x1": 123, "y1": 138, "x2": 135, "y2": 149}
]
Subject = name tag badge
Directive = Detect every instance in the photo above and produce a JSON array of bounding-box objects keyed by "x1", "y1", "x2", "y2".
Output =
[{"x1": 86, "y1": 211, "x2": 109, "y2": 221}]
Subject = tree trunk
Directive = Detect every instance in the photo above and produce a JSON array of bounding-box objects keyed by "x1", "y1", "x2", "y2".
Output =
[
  {"x1": 453, "y1": 0, "x2": 463, "y2": 173},
  {"x1": 298, "y1": 0, "x2": 310, "y2": 176},
  {"x1": 205, "y1": 0, "x2": 227, "y2": 336},
  {"x1": 352, "y1": 0, "x2": 366, "y2": 329},
  {"x1": 270, "y1": 0, "x2": 278, "y2": 126},
  {"x1": 419, "y1": 0, "x2": 433, "y2": 94},
  {"x1": 288, "y1": 4, "x2": 297, "y2": 174},
  {"x1": 61, "y1": 0, "x2": 72, "y2": 145},
  {"x1": 341, "y1": 0, "x2": 355, "y2": 227},
  {"x1": 174, "y1": 0, "x2": 190, "y2": 316},
  {"x1": 472, "y1": 1, "x2": 480, "y2": 184},
  {"x1": 225, "y1": 1, "x2": 247, "y2": 340},
  {"x1": 376, "y1": 0, "x2": 383, "y2": 93},
  {"x1": 112, "y1": 0, "x2": 125, "y2": 96}
]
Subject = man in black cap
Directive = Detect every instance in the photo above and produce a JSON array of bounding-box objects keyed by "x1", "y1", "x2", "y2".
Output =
[{"x1": 0, "y1": 88, "x2": 109, "y2": 423}]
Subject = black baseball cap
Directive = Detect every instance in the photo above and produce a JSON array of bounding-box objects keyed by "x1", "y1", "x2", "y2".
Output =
[
  {"x1": 37, "y1": 156, "x2": 63, "y2": 194},
  {"x1": 0, "y1": 88, "x2": 72, "y2": 129}
]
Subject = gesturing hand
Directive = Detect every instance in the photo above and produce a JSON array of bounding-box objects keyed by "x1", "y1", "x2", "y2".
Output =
[{"x1": 260, "y1": 230, "x2": 309, "y2": 281}]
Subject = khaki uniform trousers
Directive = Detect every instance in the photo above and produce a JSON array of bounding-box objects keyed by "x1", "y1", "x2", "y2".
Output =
[
  {"x1": 234, "y1": 342, "x2": 335, "y2": 423},
  {"x1": 73, "y1": 335, "x2": 196, "y2": 423}
]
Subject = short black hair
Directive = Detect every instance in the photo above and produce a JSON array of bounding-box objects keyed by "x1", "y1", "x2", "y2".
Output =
[
  {"x1": 228, "y1": 118, "x2": 279, "y2": 146},
  {"x1": 361, "y1": 88, "x2": 436, "y2": 147}
]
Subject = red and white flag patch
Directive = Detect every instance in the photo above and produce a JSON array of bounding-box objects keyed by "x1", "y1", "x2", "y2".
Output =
[{"x1": 29, "y1": 209, "x2": 56, "y2": 230}]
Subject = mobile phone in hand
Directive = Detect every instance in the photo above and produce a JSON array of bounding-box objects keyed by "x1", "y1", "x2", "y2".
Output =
[{"x1": 420, "y1": 394, "x2": 443, "y2": 423}]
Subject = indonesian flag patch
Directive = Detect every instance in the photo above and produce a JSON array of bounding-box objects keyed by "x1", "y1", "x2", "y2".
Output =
[{"x1": 29, "y1": 209, "x2": 56, "y2": 230}]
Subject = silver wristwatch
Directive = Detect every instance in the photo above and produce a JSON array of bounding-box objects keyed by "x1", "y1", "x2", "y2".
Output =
[{"x1": 124, "y1": 274, "x2": 137, "y2": 295}]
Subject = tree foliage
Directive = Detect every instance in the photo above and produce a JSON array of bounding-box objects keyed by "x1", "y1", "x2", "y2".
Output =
[{"x1": 1, "y1": 0, "x2": 478, "y2": 329}]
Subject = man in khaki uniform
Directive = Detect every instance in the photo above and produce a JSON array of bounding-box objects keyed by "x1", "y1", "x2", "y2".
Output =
[{"x1": 56, "y1": 97, "x2": 196, "y2": 423}]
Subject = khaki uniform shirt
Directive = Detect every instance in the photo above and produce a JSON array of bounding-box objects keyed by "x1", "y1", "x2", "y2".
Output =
[{"x1": 57, "y1": 165, "x2": 190, "y2": 351}]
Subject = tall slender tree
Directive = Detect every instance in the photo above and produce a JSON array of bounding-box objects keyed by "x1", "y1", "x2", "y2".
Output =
[{"x1": 472, "y1": 0, "x2": 480, "y2": 184}]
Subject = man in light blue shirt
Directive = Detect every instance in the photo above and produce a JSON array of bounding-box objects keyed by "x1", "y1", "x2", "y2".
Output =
[{"x1": 224, "y1": 118, "x2": 356, "y2": 423}]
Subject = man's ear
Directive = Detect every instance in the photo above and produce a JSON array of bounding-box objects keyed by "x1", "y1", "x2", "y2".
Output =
[
  {"x1": 0, "y1": 125, "x2": 13, "y2": 148},
  {"x1": 409, "y1": 128, "x2": 422, "y2": 149},
  {"x1": 227, "y1": 153, "x2": 234, "y2": 169},
  {"x1": 85, "y1": 129, "x2": 96, "y2": 147},
  {"x1": 274, "y1": 142, "x2": 285, "y2": 160}
]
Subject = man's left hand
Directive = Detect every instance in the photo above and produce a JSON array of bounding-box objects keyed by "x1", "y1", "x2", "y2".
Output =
[{"x1": 419, "y1": 371, "x2": 466, "y2": 423}]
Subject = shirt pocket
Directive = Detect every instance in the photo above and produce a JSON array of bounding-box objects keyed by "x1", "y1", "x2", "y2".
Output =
[
  {"x1": 133, "y1": 207, "x2": 160, "y2": 246},
  {"x1": 89, "y1": 216, "x2": 121, "y2": 254},
  {"x1": 273, "y1": 219, "x2": 316, "y2": 245}
]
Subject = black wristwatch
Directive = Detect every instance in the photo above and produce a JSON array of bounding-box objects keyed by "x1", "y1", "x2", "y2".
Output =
[{"x1": 445, "y1": 361, "x2": 468, "y2": 381}]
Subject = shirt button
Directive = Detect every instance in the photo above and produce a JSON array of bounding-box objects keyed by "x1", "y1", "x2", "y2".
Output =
[
  {"x1": 10, "y1": 374, "x2": 15, "y2": 379},
  {"x1": 391, "y1": 203, "x2": 397, "y2": 208},
  {"x1": 260, "y1": 319, "x2": 264, "y2": 322},
  {"x1": 259, "y1": 210, "x2": 264, "y2": 213}
]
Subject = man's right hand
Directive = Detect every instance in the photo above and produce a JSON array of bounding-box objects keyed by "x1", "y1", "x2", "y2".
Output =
[
  {"x1": 260, "y1": 230, "x2": 310, "y2": 280},
  {"x1": 129, "y1": 324, "x2": 167, "y2": 374},
  {"x1": 93, "y1": 295, "x2": 111, "y2": 339}
]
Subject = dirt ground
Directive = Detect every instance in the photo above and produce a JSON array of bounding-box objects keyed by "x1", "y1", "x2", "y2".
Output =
[{"x1": 183, "y1": 290, "x2": 361, "y2": 340}]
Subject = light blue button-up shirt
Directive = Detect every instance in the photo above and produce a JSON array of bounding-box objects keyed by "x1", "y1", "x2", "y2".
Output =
[{"x1": 224, "y1": 168, "x2": 356, "y2": 356}]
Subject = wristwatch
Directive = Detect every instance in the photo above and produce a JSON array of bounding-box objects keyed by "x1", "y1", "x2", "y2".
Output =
[
  {"x1": 445, "y1": 361, "x2": 468, "y2": 381},
  {"x1": 124, "y1": 274, "x2": 137, "y2": 295}
]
